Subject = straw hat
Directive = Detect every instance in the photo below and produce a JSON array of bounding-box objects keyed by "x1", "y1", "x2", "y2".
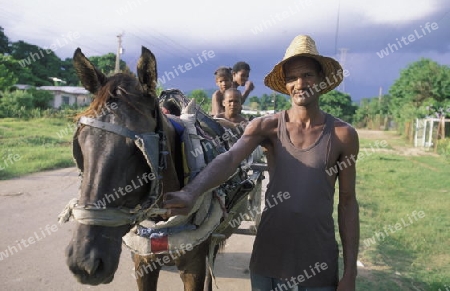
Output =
[{"x1": 264, "y1": 35, "x2": 343, "y2": 95}]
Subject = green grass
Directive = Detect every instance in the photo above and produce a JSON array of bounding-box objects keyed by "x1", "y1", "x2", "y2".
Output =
[
  {"x1": 0, "y1": 118, "x2": 75, "y2": 179},
  {"x1": 333, "y1": 133, "x2": 450, "y2": 290}
]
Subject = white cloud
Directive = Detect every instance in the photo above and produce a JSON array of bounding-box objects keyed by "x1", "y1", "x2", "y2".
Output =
[
  {"x1": 1, "y1": 0, "x2": 443, "y2": 53},
  {"x1": 345, "y1": 0, "x2": 440, "y2": 24}
]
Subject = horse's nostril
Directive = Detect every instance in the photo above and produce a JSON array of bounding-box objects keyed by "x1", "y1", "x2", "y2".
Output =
[{"x1": 86, "y1": 258, "x2": 101, "y2": 275}]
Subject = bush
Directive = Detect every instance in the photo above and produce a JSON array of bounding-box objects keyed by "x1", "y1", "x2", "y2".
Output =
[
  {"x1": 436, "y1": 138, "x2": 450, "y2": 159},
  {"x1": 0, "y1": 90, "x2": 34, "y2": 117},
  {"x1": 0, "y1": 90, "x2": 84, "y2": 119},
  {"x1": 26, "y1": 88, "x2": 54, "y2": 109}
]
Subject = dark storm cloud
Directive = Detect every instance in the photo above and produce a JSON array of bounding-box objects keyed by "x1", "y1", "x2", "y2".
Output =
[{"x1": 2, "y1": 0, "x2": 449, "y2": 102}]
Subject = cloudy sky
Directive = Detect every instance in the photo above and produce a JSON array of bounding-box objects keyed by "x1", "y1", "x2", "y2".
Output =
[{"x1": 1, "y1": 0, "x2": 449, "y2": 102}]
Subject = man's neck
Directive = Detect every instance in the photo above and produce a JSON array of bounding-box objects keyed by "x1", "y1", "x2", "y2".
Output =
[{"x1": 286, "y1": 104, "x2": 325, "y2": 128}]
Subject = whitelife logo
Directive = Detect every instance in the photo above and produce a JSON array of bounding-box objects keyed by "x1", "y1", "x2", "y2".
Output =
[{"x1": 376, "y1": 22, "x2": 439, "y2": 59}]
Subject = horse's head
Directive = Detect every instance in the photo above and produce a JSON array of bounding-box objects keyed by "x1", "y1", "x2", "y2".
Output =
[{"x1": 66, "y1": 47, "x2": 162, "y2": 285}]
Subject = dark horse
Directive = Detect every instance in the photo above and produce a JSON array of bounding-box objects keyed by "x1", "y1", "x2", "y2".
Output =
[{"x1": 63, "y1": 47, "x2": 255, "y2": 290}]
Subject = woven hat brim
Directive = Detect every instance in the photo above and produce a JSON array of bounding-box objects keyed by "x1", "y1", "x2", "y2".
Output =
[{"x1": 264, "y1": 54, "x2": 343, "y2": 95}]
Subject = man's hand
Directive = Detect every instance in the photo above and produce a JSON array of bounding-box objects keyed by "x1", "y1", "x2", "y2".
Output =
[
  {"x1": 337, "y1": 273, "x2": 356, "y2": 291},
  {"x1": 162, "y1": 190, "x2": 196, "y2": 216}
]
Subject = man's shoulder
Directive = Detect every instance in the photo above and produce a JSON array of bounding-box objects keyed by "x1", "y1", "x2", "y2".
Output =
[
  {"x1": 328, "y1": 114, "x2": 358, "y2": 144},
  {"x1": 245, "y1": 112, "x2": 281, "y2": 135},
  {"x1": 251, "y1": 112, "x2": 280, "y2": 126}
]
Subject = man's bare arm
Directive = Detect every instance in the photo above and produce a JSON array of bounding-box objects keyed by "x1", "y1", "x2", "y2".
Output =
[{"x1": 336, "y1": 125, "x2": 360, "y2": 291}]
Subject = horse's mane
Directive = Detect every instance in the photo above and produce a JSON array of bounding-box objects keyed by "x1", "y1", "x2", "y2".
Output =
[{"x1": 76, "y1": 73, "x2": 141, "y2": 120}]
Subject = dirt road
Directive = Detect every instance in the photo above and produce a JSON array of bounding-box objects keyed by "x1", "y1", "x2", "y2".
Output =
[{"x1": 0, "y1": 167, "x2": 260, "y2": 291}]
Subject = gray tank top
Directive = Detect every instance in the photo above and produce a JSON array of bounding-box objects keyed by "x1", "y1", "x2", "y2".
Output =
[{"x1": 249, "y1": 110, "x2": 338, "y2": 287}]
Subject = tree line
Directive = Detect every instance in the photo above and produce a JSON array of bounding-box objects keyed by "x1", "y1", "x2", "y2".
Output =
[
  {"x1": 354, "y1": 58, "x2": 450, "y2": 138},
  {"x1": 2, "y1": 26, "x2": 449, "y2": 134},
  {"x1": 0, "y1": 26, "x2": 130, "y2": 88}
]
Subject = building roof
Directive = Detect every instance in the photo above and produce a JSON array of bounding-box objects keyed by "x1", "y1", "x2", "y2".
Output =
[
  {"x1": 14, "y1": 84, "x2": 32, "y2": 90},
  {"x1": 14, "y1": 84, "x2": 90, "y2": 95},
  {"x1": 38, "y1": 86, "x2": 90, "y2": 95}
]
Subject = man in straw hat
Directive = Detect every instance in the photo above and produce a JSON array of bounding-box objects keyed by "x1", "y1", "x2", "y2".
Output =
[{"x1": 164, "y1": 35, "x2": 359, "y2": 291}]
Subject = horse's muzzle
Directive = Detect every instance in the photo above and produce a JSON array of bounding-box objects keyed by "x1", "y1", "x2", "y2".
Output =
[
  {"x1": 65, "y1": 225, "x2": 125, "y2": 285},
  {"x1": 66, "y1": 242, "x2": 118, "y2": 285}
]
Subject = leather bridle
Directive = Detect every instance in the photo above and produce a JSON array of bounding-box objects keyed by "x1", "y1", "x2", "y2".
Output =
[{"x1": 59, "y1": 105, "x2": 170, "y2": 227}]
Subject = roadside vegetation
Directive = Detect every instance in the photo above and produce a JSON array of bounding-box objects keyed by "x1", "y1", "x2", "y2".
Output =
[
  {"x1": 0, "y1": 117, "x2": 75, "y2": 180},
  {"x1": 335, "y1": 131, "x2": 449, "y2": 290}
]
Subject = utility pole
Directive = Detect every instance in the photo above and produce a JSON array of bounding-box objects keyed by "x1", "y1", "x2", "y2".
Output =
[
  {"x1": 115, "y1": 33, "x2": 124, "y2": 74},
  {"x1": 378, "y1": 86, "x2": 382, "y2": 109},
  {"x1": 338, "y1": 48, "x2": 348, "y2": 93},
  {"x1": 272, "y1": 91, "x2": 277, "y2": 113},
  {"x1": 379, "y1": 86, "x2": 385, "y2": 129}
]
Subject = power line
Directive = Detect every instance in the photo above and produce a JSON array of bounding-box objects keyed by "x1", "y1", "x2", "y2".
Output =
[{"x1": 334, "y1": 0, "x2": 341, "y2": 55}]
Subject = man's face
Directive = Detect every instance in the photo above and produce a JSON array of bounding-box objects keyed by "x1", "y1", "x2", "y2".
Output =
[
  {"x1": 284, "y1": 57, "x2": 323, "y2": 106},
  {"x1": 216, "y1": 76, "x2": 232, "y2": 93},
  {"x1": 233, "y1": 69, "x2": 250, "y2": 86},
  {"x1": 223, "y1": 91, "x2": 242, "y2": 116}
]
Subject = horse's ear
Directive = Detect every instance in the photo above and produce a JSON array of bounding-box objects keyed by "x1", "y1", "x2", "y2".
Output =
[
  {"x1": 73, "y1": 48, "x2": 108, "y2": 94},
  {"x1": 137, "y1": 46, "x2": 157, "y2": 97}
]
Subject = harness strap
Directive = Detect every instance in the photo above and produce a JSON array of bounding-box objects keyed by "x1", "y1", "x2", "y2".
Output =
[
  {"x1": 76, "y1": 108, "x2": 169, "y2": 216},
  {"x1": 79, "y1": 116, "x2": 139, "y2": 140},
  {"x1": 122, "y1": 193, "x2": 224, "y2": 256},
  {"x1": 57, "y1": 198, "x2": 169, "y2": 226}
]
